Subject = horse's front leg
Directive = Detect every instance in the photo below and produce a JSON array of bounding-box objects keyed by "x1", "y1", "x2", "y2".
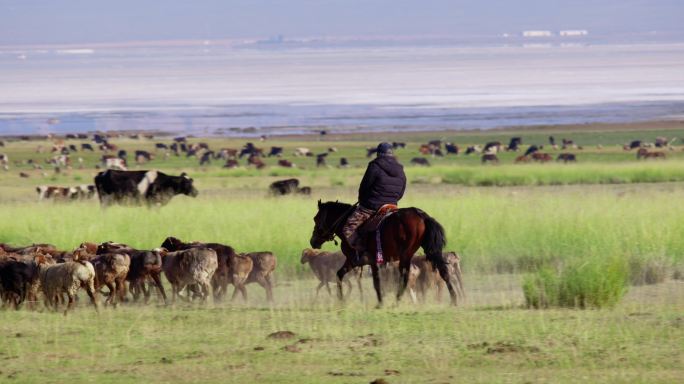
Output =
[
  {"x1": 336, "y1": 260, "x2": 352, "y2": 301},
  {"x1": 370, "y1": 264, "x2": 383, "y2": 308}
]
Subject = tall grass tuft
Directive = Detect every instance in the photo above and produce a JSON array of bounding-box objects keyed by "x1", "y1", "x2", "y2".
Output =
[{"x1": 523, "y1": 258, "x2": 629, "y2": 309}]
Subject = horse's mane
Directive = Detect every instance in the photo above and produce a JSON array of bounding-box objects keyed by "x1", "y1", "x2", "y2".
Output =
[{"x1": 319, "y1": 200, "x2": 353, "y2": 211}]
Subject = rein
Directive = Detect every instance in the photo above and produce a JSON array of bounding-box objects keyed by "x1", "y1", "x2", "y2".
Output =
[{"x1": 318, "y1": 203, "x2": 358, "y2": 245}]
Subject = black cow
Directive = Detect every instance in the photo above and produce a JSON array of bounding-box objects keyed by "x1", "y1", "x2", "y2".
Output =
[
  {"x1": 524, "y1": 145, "x2": 540, "y2": 157},
  {"x1": 155, "y1": 143, "x2": 168, "y2": 150},
  {"x1": 135, "y1": 150, "x2": 154, "y2": 163},
  {"x1": 199, "y1": 151, "x2": 214, "y2": 165},
  {"x1": 316, "y1": 153, "x2": 328, "y2": 167},
  {"x1": 117, "y1": 150, "x2": 127, "y2": 160},
  {"x1": 0, "y1": 260, "x2": 37, "y2": 308},
  {"x1": 68, "y1": 144, "x2": 78, "y2": 152},
  {"x1": 339, "y1": 157, "x2": 349, "y2": 167},
  {"x1": 507, "y1": 137, "x2": 522, "y2": 151},
  {"x1": 268, "y1": 147, "x2": 283, "y2": 157},
  {"x1": 629, "y1": 140, "x2": 642, "y2": 149},
  {"x1": 81, "y1": 143, "x2": 94, "y2": 151},
  {"x1": 548, "y1": 136, "x2": 556, "y2": 146},
  {"x1": 269, "y1": 178, "x2": 311, "y2": 196},
  {"x1": 557, "y1": 153, "x2": 577, "y2": 163},
  {"x1": 94, "y1": 170, "x2": 198, "y2": 206},
  {"x1": 392, "y1": 142, "x2": 406, "y2": 149},
  {"x1": 445, "y1": 143, "x2": 459, "y2": 155},
  {"x1": 410, "y1": 157, "x2": 430, "y2": 166}
]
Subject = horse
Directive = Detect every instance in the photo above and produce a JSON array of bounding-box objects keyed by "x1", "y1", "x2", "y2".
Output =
[{"x1": 309, "y1": 200, "x2": 458, "y2": 307}]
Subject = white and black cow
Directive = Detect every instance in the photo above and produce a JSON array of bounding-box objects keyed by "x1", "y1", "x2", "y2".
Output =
[
  {"x1": 94, "y1": 170, "x2": 198, "y2": 206},
  {"x1": 36, "y1": 185, "x2": 96, "y2": 201},
  {"x1": 0, "y1": 153, "x2": 8, "y2": 170}
]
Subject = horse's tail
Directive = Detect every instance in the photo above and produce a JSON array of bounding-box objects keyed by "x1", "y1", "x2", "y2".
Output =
[{"x1": 416, "y1": 209, "x2": 447, "y2": 266}]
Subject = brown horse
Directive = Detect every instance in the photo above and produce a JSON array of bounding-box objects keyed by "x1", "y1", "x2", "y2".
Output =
[{"x1": 309, "y1": 200, "x2": 458, "y2": 306}]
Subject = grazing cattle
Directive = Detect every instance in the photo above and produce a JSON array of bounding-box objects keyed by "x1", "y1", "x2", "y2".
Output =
[
  {"x1": 217, "y1": 148, "x2": 238, "y2": 160},
  {"x1": 294, "y1": 147, "x2": 311, "y2": 157},
  {"x1": 135, "y1": 150, "x2": 154, "y2": 163},
  {"x1": 410, "y1": 157, "x2": 430, "y2": 166},
  {"x1": 548, "y1": 136, "x2": 555, "y2": 146},
  {"x1": 169, "y1": 143, "x2": 180, "y2": 155},
  {"x1": 626, "y1": 140, "x2": 642, "y2": 150},
  {"x1": 481, "y1": 154, "x2": 499, "y2": 164},
  {"x1": 328, "y1": 147, "x2": 338, "y2": 153},
  {"x1": 655, "y1": 137, "x2": 669, "y2": 148},
  {"x1": 464, "y1": 145, "x2": 481, "y2": 155},
  {"x1": 637, "y1": 149, "x2": 666, "y2": 159},
  {"x1": 300, "y1": 249, "x2": 362, "y2": 298},
  {"x1": 97, "y1": 242, "x2": 167, "y2": 304},
  {"x1": 483, "y1": 141, "x2": 502, "y2": 153},
  {"x1": 0, "y1": 140, "x2": 4, "y2": 147},
  {"x1": 103, "y1": 156, "x2": 127, "y2": 170},
  {"x1": 557, "y1": 153, "x2": 577, "y2": 163},
  {"x1": 94, "y1": 169, "x2": 198, "y2": 206},
  {"x1": 0, "y1": 153, "x2": 7, "y2": 170},
  {"x1": 247, "y1": 155, "x2": 266, "y2": 169},
  {"x1": 277, "y1": 159, "x2": 295, "y2": 168},
  {"x1": 91, "y1": 252, "x2": 130, "y2": 306},
  {"x1": 392, "y1": 142, "x2": 406, "y2": 149},
  {"x1": 173, "y1": 136, "x2": 186, "y2": 143},
  {"x1": 507, "y1": 137, "x2": 522, "y2": 151},
  {"x1": 316, "y1": 153, "x2": 328, "y2": 167},
  {"x1": 240, "y1": 143, "x2": 262, "y2": 158},
  {"x1": 155, "y1": 143, "x2": 168, "y2": 150},
  {"x1": 531, "y1": 152, "x2": 553, "y2": 162},
  {"x1": 445, "y1": 143, "x2": 459, "y2": 155},
  {"x1": 99, "y1": 141, "x2": 117, "y2": 152},
  {"x1": 298, "y1": 186, "x2": 312, "y2": 195},
  {"x1": 224, "y1": 159, "x2": 239, "y2": 168},
  {"x1": 339, "y1": 157, "x2": 349, "y2": 168},
  {"x1": 38, "y1": 258, "x2": 98, "y2": 312},
  {"x1": 270, "y1": 178, "x2": 301, "y2": 195},
  {"x1": 242, "y1": 251, "x2": 276, "y2": 302},
  {"x1": 524, "y1": 145, "x2": 540, "y2": 157},
  {"x1": 161, "y1": 248, "x2": 218, "y2": 303},
  {"x1": 161, "y1": 236, "x2": 249, "y2": 301},
  {"x1": 561, "y1": 139, "x2": 577, "y2": 150},
  {"x1": 117, "y1": 149, "x2": 127, "y2": 160},
  {"x1": 19, "y1": 172, "x2": 30, "y2": 178},
  {"x1": 68, "y1": 144, "x2": 78, "y2": 152},
  {"x1": 199, "y1": 151, "x2": 214, "y2": 165},
  {"x1": 36, "y1": 185, "x2": 96, "y2": 201},
  {"x1": 49, "y1": 154, "x2": 70, "y2": 167},
  {"x1": 514, "y1": 155, "x2": 530, "y2": 163},
  {"x1": 268, "y1": 146, "x2": 284, "y2": 157},
  {"x1": 81, "y1": 143, "x2": 94, "y2": 151}
]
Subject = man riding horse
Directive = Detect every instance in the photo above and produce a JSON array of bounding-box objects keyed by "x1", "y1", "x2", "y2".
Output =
[
  {"x1": 342, "y1": 142, "x2": 406, "y2": 266},
  {"x1": 310, "y1": 143, "x2": 458, "y2": 306}
]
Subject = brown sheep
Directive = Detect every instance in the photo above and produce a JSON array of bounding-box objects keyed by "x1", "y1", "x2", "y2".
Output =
[
  {"x1": 38, "y1": 256, "x2": 98, "y2": 312},
  {"x1": 300, "y1": 248, "x2": 362, "y2": 298},
  {"x1": 97, "y1": 242, "x2": 167, "y2": 304},
  {"x1": 92, "y1": 252, "x2": 131, "y2": 306},
  {"x1": 160, "y1": 248, "x2": 218, "y2": 303},
  {"x1": 242, "y1": 251, "x2": 277, "y2": 302}
]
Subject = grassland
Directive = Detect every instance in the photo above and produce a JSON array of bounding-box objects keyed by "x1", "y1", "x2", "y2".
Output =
[{"x1": 1, "y1": 125, "x2": 683, "y2": 382}]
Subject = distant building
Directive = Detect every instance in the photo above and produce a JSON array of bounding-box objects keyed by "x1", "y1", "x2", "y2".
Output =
[
  {"x1": 522, "y1": 30, "x2": 553, "y2": 37},
  {"x1": 559, "y1": 30, "x2": 589, "y2": 37}
]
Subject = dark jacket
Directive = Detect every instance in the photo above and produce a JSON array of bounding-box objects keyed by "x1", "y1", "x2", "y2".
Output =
[{"x1": 358, "y1": 154, "x2": 406, "y2": 210}]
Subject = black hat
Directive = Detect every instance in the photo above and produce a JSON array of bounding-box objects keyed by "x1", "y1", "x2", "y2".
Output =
[{"x1": 377, "y1": 142, "x2": 393, "y2": 155}]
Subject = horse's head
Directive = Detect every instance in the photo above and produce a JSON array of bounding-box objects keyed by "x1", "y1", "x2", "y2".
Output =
[{"x1": 310, "y1": 200, "x2": 352, "y2": 249}]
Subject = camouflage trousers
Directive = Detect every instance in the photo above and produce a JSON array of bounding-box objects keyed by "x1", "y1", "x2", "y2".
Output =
[{"x1": 342, "y1": 205, "x2": 375, "y2": 249}]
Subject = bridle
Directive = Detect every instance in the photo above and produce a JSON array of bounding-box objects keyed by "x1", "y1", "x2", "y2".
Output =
[{"x1": 315, "y1": 203, "x2": 357, "y2": 245}]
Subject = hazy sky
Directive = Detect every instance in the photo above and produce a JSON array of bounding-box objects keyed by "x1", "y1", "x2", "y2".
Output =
[{"x1": 1, "y1": 0, "x2": 682, "y2": 45}]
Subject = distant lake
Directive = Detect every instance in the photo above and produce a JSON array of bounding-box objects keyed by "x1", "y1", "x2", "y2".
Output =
[{"x1": 1, "y1": 43, "x2": 683, "y2": 136}]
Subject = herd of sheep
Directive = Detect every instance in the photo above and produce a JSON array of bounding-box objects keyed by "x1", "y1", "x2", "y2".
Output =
[{"x1": 0, "y1": 237, "x2": 464, "y2": 312}]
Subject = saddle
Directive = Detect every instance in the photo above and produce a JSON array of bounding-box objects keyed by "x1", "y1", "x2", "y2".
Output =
[
  {"x1": 358, "y1": 204, "x2": 398, "y2": 265},
  {"x1": 359, "y1": 204, "x2": 399, "y2": 234}
]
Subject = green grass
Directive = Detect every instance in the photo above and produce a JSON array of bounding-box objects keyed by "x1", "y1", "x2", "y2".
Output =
[{"x1": 0, "y1": 278, "x2": 682, "y2": 383}]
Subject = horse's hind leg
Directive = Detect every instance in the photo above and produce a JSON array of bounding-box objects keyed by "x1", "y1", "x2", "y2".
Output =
[
  {"x1": 370, "y1": 264, "x2": 383, "y2": 307},
  {"x1": 435, "y1": 263, "x2": 458, "y2": 306},
  {"x1": 395, "y1": 261, "x2": 410, "y2": 303}
]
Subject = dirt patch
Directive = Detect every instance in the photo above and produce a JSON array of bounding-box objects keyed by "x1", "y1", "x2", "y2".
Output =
[
  {"x1": 384, "y1": 369, "x2": 400, "y2": 376},
  {"x1": 468, "y1": 341, "x2": 540, "y2": 354},
  {"x1": 253, "y1": 346, "x2": 265, "y2": 351},
  {"x1": 268, "y1": 330, "x2": 296, "y2": 339},
  {"x1": 358, "y1": 334, "x2": 382, "y2": 347},
  {"x1": 282, "y1": 344, "x2": 301, "y2": 353},
  {"x1": 370, "y1": 379, "x2": 389, "y2": 384},
  {"x1": 160, "y1": 357, "x2": 173, "y2": 364},
  {"x1": 327, "y1": 371, "x2": 363, "y2": 377}
]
